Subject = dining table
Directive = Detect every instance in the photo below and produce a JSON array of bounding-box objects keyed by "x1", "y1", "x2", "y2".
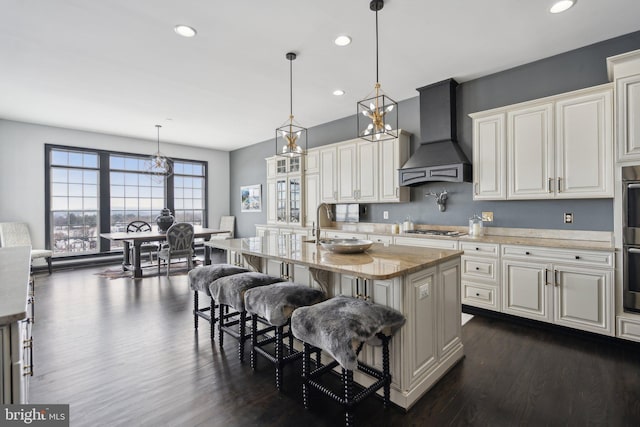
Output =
[{"x1": 100, "y1": 227, "x2": 227, "y2": 278}]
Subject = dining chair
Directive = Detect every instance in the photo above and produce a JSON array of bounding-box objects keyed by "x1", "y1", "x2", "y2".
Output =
[
  {"x1": 126, "y1": 220, "x2": 157, "y2": 264},
  {"x1": 157, "y1": 222, "x2": 195, "y2": 276},
  {"x1": 209, "y1": 215, "x2": 235, "y2": 241},
  {"x1": 0, "y1": 222, "x2": 53, "y2": 273}
]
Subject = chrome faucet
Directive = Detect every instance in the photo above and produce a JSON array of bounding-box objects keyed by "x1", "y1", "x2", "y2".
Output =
[{"x1": 314, "y1": 203, "x2": 332, "y2": 244}]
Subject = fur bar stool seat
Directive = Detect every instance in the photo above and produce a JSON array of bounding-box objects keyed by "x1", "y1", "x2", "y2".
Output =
[
  {"x1": 209, "y1": 272, "x2": 282, "y2": 361},
  {"x1": 291, "y1": 295, "x2": 406, "y2": 426},
  {"x1": 244, "y1": 282, "x2": 325, "y2": 390},
  {"x1": 188, "y1": 264, "x2": 249, "y2": 338}
]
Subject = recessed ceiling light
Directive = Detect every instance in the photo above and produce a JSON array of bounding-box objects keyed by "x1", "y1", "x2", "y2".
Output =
[
  {"x1": 334, "y1": 35, "x2": 352, "y2": 47},
  {"x1": 549, "y1": 0, "x2": 576, "y2": 14},
  {"x1": 174, "y1": 25, "x2": 197, "y2": 38},
  {"x1": 333, "y1": 89, "x2": 345, "y2": 96}
]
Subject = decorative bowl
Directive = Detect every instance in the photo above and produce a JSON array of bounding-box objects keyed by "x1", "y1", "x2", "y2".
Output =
[{"x1": 318, "y1": 238, "x2": 373, "y2": 254}]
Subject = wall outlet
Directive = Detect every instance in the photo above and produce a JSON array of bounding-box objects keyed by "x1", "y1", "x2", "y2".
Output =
[
  {"x1": 383, "y1": 211, "x2": 389, "y2": 220},
  {"x1": 564, "y1": 212, "x2": 574, "y2": 224},
  {"x1": 419, "y1": 283, "x2": 430, "y2": 299},
  {"x1": 482, "y1": 211, "x2": 494, "y2": 222}
]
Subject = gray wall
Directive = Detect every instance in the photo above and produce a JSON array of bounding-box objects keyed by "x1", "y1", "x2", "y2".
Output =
[
  {"x1": 0, "y1": 119, "x2": 230, "y2": 252},
  {"x1": 231, "y1": 31, "x2": 640, "y2": 238}
]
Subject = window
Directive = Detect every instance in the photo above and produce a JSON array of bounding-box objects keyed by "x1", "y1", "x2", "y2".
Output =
[
  {"x1": 46, "y1": 145, "x2": 207, "y2": 257},
  {"x1": 173, "y1": 160, "x2": 206, "y2": 226},
  {"x1": 49, "y1": 148, "x2": 99, "y2": 256}
]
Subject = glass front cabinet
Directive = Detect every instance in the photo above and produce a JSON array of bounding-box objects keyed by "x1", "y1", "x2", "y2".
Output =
[{"x1": 266, "y1": 156, "x2": 304, "y2": 226}]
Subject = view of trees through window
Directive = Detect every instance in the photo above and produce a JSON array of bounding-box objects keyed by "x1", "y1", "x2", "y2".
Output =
[{"x1": 46, "y1": 145, "x2": 207, "y2": 256}]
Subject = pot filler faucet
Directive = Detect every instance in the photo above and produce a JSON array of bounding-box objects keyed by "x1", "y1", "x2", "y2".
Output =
[
  {"x1": 314, "y1": 203, "x2": 333, "y2": 244},
  {"x1": 425, "y1": 189, "x2": 448, "y2": 212}
]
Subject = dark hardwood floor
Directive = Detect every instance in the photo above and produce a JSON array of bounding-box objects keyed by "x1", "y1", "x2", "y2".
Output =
[{"x1": 29, "y1": 257, "x2": 640, "y2": 426}]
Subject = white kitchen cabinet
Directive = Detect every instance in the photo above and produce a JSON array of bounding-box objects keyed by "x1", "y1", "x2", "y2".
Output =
[
  {"x1": 470, "y1": 84, "x2": 614, "y2": 200},
  {"x1": 507, "y1": 102, "x2": 554, "y2": 199},
  {"x1": 393, "y1": 236, "x2": 459, "y2": 250},
  {"x1": 319, "y1": 131, "x2": 411, "y2": 204},
  {"x1": 555, "y1": 88, "x2": 613, "y2": 197},
  {"x1": 319, "y1": 146, "x2": 338, "y2": 203},
  {"x1": 304, "y1": 148, "x2": 320, "y2": 174},
  {"x1": 460, "y1": 241, "x2": 501, "y2": 311},
  {"x1": 265, "y1": 258, "x2": 312, "y2": 286},
  {"x1": 470, "y1": 112, "x2": 506, "y2": 200},
  {"x1": 304, "y1": 173, "x2": 320, "y2": 228},
  {"x1": 322, "y1": 230, "x2": 366, "y2": 240},
  {"x1": 270, "y1": 175, "x2": 302, "y2": 225},
  {"x1": 607, "y1": 49, "x2": 640, "y2": 162},
  {"x1": 502, "y1": 245, "x2": 614, "y2": 335},
  {"x1": 379, "y1": 134, "x2": 410, "y2": 202}
]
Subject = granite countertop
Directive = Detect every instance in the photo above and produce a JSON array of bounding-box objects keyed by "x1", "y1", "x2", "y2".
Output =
[
  {"x1": 0, "y1": 246, "x2": 32, "y2": 325},
  {"x1": 208, "y1": 236, "x2": 463, "y2": 280}
]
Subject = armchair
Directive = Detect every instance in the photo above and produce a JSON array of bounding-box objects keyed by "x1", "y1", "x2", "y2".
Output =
[{"x1": 0, "y1": 222, "x2": 53, "y2": 273}]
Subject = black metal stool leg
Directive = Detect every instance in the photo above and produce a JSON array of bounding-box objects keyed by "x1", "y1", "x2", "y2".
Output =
[
  {"x1": 250, "y1": 314, "x2": 258, "y2": 370},
  {"x1": 344, "y1": 368, "x2": 354, "y2": 427},
  {"x1": 218, "y1": 304, "x2": 224, "y2": 349},
  {"x1": 302, "y1": 343, "x2": 311, "y2": 409},
  {"x1": 275, "y1": 325, "x2": 284, "y2": 391},
  {"x1": 210, "y1": 297, "x2": 215, "y2": 341},
  {"x1": 382, "y1": 334, "x2": 391, "y2": 408},
  {"x1": 238, "y1": 311, "x2": 246, "y2": 362},
  {"x1": 193, "y1": 291, "x2": 199, "y2": 330}
]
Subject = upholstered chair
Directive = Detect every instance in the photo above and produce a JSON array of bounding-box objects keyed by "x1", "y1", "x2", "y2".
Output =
[
  {"x1": 157, "y1": 222, "x2": 194, "y2": 276},
  {"x1": 0, "y1": 222, "x2": 53, "y2": 274}
]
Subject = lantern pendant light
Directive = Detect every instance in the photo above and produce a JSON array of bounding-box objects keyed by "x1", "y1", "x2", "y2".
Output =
[
  {"x1": 146, "y1": 124, "x2": 173, "y2": 183},
  {"x1": 276, "y1": 52, "x2": 307, "y2": 157},
  {"x1": 357, "y1": 0, "x2": 398, "y2": 142}
]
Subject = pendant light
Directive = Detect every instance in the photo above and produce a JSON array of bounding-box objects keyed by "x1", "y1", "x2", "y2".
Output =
[
  {"x1": 275, "y1": 52, "x2": 307, "y2": 157},
  {"x1": 146, "y1": 124, "x2": 173, "y2": 183},
  {"x1": 357, "y1": 0, "x2": 398, "y2": 142}
]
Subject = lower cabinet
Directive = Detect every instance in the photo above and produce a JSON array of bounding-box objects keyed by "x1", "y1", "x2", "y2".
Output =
[
  {"x1": 502, "y1": 257, "x2": 613, "y2": 335},
  {"x1": 1, "y1": 318, "x2": 31, "y2": 404},
  {"x1": 265, "y1": 258, "x2": 312, "y2": 287},
  {"x1": 460, "y1": 241, "x2": 500, "y2": 311}
]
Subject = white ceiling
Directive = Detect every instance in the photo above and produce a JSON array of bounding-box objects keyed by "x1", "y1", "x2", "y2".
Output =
[{"x1": 1, "y1": 0, "x2": 640, "y2": 151}]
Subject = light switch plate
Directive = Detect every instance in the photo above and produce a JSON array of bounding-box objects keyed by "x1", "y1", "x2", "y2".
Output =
[
  {"x1": 564, "y1": 212, "x2": 574, "y2": 224},
  {"x1": 383, "y1": 211, "x2": 389, "y2": 220}
]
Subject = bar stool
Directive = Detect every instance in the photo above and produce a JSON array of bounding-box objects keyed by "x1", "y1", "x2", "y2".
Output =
[
  {"x1": 291, "y1": 295, "x2": 405, "y2": 427},
  {"x1": 244, "y1": 281, "x2": 325, "y2": 390},
  {"x1": 188, "y1": 264, "x2": 248, "y2": 339},
  {"x1": 209, "y1": 272, "x2": 282, "y2": 361}
]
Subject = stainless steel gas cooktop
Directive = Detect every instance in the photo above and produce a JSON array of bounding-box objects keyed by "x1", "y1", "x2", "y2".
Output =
[{"x1": 404, "y1": 229, "x2": 466, "y2": 237}]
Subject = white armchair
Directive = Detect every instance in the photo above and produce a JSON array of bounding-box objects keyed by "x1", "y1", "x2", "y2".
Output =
[
  {"x1": 210, "y1": 216, "x2": 235, "y2": 241},
  {"x1": 0, "y1": 222, "x2": 53, "y2": 273}
]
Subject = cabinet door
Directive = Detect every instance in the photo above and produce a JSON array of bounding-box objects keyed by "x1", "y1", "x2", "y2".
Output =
[
  {"x1": 266, "y1": 180, "x2": 277, "y2": 224},
  {"x1": 304, "y1": 173, "x2": 320, "y2": 228},
  {"x1": 555, "y1": 88, "x2": 613, "y2": 198},
  {"x1": 266, "y1": 258, "x2": 285, "y2": 279},
  {"x1": 305, "y1": 149, "x2": 320, "y2": 174},
  {"x1": 266, "y1": 157, "x2": 277, "y2": 179},
  {"x1": 438, "y1": 259, "x2": 462, "y2": 360},
  {"x1": 1, "y1": 325, "x2": 8, "y2": 403},
  {"x1": 356, "y1": 140, "x2": 378, "y2": 202},
  {"x1": 472, "y1": 112, "x2": 506, "y2": 200},
  {"x1": 338, "y1": 142, "x2": 357, "y2": 202},
  {"x1": 502, "y1": 259, "x2": 552, "y2": 322},
  {"x1": 288, "y1": 177, "x2": 301, "y2": 225},
  {"x1": 553, "y1": 265, "x2": 613, "y2": 335},
  {"x1": 507, "y1": 103, "x2": 554, "y2": 199},
  {"x1": 616, "y1": 74, "x2": 640, "y2": 161},
  {"x1": 379, "y1": 137, "x2": 405, "y2": 202},
  {"x1": 275, "y1": 179, "x2": 287, "y2": 223},
  {"x1": 319, "y1": 147, "x2": 338, "y2": 203}
]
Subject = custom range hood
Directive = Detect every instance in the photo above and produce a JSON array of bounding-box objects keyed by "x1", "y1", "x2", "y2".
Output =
[{"x1": 399, "y1": 78, "x2": 471, "y2": 186}]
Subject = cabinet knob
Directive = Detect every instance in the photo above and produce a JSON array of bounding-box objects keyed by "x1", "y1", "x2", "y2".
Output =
[
  {"x1": 575, "y1": 255, "x2": 580, "y2": 260},
  {"x1": 475, "y1": 247, "x2": 479, "y2": 251},
  {"x1": 475, "y1": 267, "x2": 480, "y2": 271},
  {"x1": 475, "y1": 293, "x2": 480, "y2": 297}
]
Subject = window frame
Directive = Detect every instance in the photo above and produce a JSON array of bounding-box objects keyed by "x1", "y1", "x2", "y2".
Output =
[{"x1": 45, "y1": 143, "x2": 208, "y2": 257}]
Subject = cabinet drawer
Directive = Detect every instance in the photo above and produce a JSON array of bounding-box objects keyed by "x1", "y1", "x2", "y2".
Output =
[
  {"x1": 460, "y1": 241, "x2": 499, "y2": 257},
  {"x1": 394, "y1": 236, "x2": 459, "y2": 250},
  {"x1": 322, "y1": 231, "x2": 366, "y2": 240},
  {"x1": 462, "y1": 282, "x2": 499, "y2": 310},
  {"x1": 501, "y1": 245, "x2": 613, "y2": 267},
  {"x1": 368, "y1": 234, "x2": 393, "y2": 245},
  {"x1": 617, "y1": 316, "x2": 640, "y2": 343},
  {"x1": 462, "y1": 256, "x2": 498, "y2": 282}
]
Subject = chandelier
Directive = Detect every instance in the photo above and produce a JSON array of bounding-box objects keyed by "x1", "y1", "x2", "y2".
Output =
[
  {"x1": 357, "y1": 0, "x2": 398, "y2": 142},
  {"x1": 275, "y1": 52, "x2": 307, "y2": 157},
  {"x1": 146, "y1": 124, "x2": 173, "y2": 183}
]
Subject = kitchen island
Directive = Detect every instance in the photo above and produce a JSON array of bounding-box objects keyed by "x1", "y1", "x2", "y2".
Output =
[{"x1": 206, "y1": 235, "x2": 464, "y2": 409}]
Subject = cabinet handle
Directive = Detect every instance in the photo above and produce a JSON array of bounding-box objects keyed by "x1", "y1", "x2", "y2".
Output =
[
  {"x1": 575, "y1": 255, "x2": 580, "y2": 260},
  {"x1": 474, "y1": 183, "x2": 479, "y2": 195},
  {"x1": 475, "y1": 247, "x2": 479, "y2": 251},
  {"x1": 396, "y1": 187, "x2": 399, "y2": 197},
  {"x1": 476, "y1": 292, "x2": 480, "y2": 297},
  {"x1": 554, "y1": 269, "x2": 560, "y2": 287},
  {"x1": 548, "y1": 178, "x2": 553, "y2": 193},
  {"x1": 557, "y1": 177, "x2": 561, "y2": 193},
  {"x1": 544, "y1": 268, "x2": 550, "y2": 286},
  {"x1": 525, "y1": 251, "x2": 530, "y2": 255}
]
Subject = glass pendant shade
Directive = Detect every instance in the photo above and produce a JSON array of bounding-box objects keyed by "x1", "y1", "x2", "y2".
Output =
[
  {"x1": 145, "y1": 124, "x2": 173, "y2": 183},
  {"x1": 357, "y1": 0, "x2": 398, "y2": 142},
  {"x1": 276, "y1": 52, "x2": 307, "y2": 157}
]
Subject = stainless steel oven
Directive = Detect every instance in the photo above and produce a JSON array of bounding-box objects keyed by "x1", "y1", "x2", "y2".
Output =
[{"x1": 622, "y1": 165, "x2": 640, "y2": 312}]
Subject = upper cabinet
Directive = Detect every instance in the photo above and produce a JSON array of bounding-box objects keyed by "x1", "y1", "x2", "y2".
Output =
[
  {"x1": 265, "y1": 155, "x2": 303, "y2": 226},
  {"x1": 319, "y1": 130, "x2": 410, "y2": 204},
  {"x1": 470, "y1": 84, "x2": 613, "y2": 200},
  {"x1": 607, "y1": 49, "x2": 640, "y2": 162}
]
